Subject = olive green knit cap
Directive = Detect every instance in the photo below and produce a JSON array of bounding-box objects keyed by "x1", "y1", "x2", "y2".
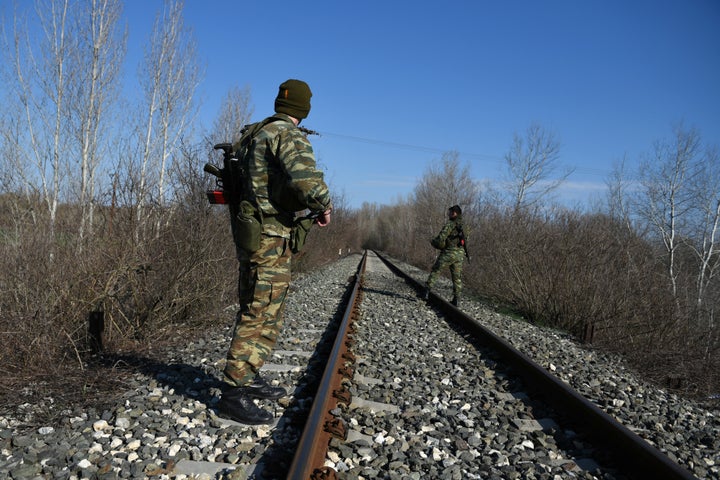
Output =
[{"x1": 274, "y1": 79, "x2": 312, "y2": 119}]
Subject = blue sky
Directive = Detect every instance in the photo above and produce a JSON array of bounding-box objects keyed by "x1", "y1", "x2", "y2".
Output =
[{"x1": 118, "y1": 1, "x2": 720, "y2": 208}]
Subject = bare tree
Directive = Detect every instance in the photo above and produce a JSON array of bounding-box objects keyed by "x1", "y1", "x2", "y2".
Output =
[
  {"x1": 210, "y1": 85, "x2": 254, "y2": 145},
  {"x1": 133, "y1": 0, "x2": 200, "y2": 242},
  {"x1": 414, "y1": 151, "x2": 476, "y2": 225},
  {"x1": 503, "y1": 123, "x2": 571, "y2": 212},
  {"x1": 605, "y1": 155, "x2": 636, "y2": 234},
  {"x1": 687, "y1": 145, "x2": 720, "y2": 314},
  {"x1": 637, "y1": 125, "x2": 702, "y2": 304},
  {"x1": 6, "y1": 0, "x2": 78, "y2": 238},
  {"x1": 70, "y1": 0, "x2": 125, "y2": 241}
]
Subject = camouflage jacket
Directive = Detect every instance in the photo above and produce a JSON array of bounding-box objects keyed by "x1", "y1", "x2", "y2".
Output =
[
  {"x1": 431, "y1": 215, "x2": 465, "y2": 251},
  {"x1": 239, "y1": 113, "x2": 332, "y2": 238}
]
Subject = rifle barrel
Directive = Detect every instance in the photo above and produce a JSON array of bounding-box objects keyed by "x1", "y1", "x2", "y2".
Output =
[{"x1": 204, "y1": 163, "x2": 222, "y2": 177}]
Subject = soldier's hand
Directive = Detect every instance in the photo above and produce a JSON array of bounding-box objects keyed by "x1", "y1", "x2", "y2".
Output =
[{"x1": 316, "y1": 209, "x2": 331, "y2": 227}]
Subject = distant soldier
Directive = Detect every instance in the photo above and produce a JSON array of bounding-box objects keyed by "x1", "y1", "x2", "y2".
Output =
[
  {"x1": 423, "y1": 205, "x2": 467, "y2": 306},
  {"x1": 218, "y1": 79, "x2": 333, "y2": 425}
]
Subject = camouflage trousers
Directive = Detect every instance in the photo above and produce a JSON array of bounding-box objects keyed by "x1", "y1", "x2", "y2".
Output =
[
  {"x1": 223, "y1": 235, "x2": 292, "y2": 387},
  {"x1": 427, "y1": 247, "x2": 464, "y2": 297}
]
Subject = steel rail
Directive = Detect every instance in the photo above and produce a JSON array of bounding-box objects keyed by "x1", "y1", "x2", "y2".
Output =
[
  {"x1": 374, "y1": 250, "x2": 698, "y2": 480},
  {"x1": 286, "y1": 251, "x2": 366, "y2": 480}
]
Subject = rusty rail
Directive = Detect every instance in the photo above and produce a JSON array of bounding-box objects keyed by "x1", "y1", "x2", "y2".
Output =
[{"x1": 286, "y1": 251, "x2": 366, "y2": 480}]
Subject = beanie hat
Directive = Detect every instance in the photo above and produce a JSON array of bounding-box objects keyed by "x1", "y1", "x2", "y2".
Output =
[
  {"x1": 449, "y1": 205, "x2": 462, "y2": 215},
  {"x1": 274, "y1": 79, "x2": 312, "y2": 119}
]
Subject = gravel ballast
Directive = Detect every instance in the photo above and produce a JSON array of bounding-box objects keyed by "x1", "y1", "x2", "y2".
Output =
[{"x1": 0, "y1": 252, "x2": 718, "y2": 479}]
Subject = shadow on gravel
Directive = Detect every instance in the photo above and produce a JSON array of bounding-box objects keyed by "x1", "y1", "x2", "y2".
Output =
[
  {"x1": 86, "y1": 283, "x2": 355, "y2": 478},
  {"x1": 361, "y1": 286, "x2": 412, "y2": 300},
  {"x1": 71, "y1": 271, "x2": 359, "y2": 479},
  {"x1": 92, "y1": 353, "x2": 224, "y2": 406}
]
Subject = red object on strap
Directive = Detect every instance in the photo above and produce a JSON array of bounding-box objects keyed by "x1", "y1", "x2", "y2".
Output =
[{"x1": 206, "y1": 190, "x2": 227, "y2": 204}]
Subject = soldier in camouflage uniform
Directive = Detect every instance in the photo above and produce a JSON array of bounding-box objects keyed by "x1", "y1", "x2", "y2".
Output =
[
  {"x1": 218, "y1": 79, "x2": 333, "y2": 425},
  {"x1": 423, "y1": 205, "x2": 466, "y2": 306}
]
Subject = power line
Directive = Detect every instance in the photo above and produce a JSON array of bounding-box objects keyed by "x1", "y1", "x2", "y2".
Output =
[
  {"x1": 319, "y1": 131, "x2": 612, "y2": 177},
  {"x1": 319, "y1": 131, "x2": 503, "y2": 162}
]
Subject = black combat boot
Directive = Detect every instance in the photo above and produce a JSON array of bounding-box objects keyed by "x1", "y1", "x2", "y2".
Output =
[
  {"x1": 239, "y1": 374, "x2": 287, "y2": 400},
  {"x1": 421, "y1": 288, "x2": 430, "y2": 300},
  {"x1": 218, "y1": 388, "x2": 274, "y2": 425},
  {"x1": 451, "y1": 295, "x2": 458, "y2": 307}
]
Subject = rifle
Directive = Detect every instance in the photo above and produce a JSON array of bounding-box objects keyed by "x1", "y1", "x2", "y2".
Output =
[
  {"x1": 203, "y1": 143, "x2": 238, "y2": 204},
  {"x1": 458, "y1": 227, "x2": 470, "y2": 263},
  {"x1": 204, "y1": 123, "x2": 319, "y2": 205},
  {"x1": 298, "y1": 126, "x2": 320, "y2": 136}
]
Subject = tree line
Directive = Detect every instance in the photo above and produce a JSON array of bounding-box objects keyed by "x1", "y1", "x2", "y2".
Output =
[
  {"x1": 0, "y1": 0, "x2": 717, "y2": 407},
  {"x1": 357, "y1": 124, "x2": 719, "y2": 400}
]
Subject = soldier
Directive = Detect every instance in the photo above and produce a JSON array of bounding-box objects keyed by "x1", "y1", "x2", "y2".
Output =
[
  {"x1": 423, "y1": 205, "x2": 467, "y2": 306},
  {"x1": 218, "y1": 79, "x2": 333, "y2": 425}
]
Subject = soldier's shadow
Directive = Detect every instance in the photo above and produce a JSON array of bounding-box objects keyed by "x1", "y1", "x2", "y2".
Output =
[
  {"x1": 94, "y1": 353, "x2": 223, "y2": 408},
  {"x1": 91, "y1": 308, "x2": 346, "y2": 479}
]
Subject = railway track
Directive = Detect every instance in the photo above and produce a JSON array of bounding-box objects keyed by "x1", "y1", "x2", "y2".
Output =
[
  {"x1": 276, "y1": 251, "x2": 697, "y2": 479},
  {"x1": 221, "y1": 250, "x2": 697, "y2": 479},
  {"x1": 1, "y1": 251, "x2": 712, "y2": 479}
]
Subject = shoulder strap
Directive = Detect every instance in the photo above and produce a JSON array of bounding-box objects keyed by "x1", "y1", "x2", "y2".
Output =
[{"x1": 237, "y1": 116, "x2": 283, "y2": 148}]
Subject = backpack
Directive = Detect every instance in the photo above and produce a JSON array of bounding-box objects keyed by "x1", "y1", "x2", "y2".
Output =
[
  {"x1": 204, "y1": 116, "x2": 280, "y2": 206},
  {"x1": 203, "y1": 117, "x2": 317, "y2": 253}
]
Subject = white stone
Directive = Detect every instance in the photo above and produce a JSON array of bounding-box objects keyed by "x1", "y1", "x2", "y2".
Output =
[
  {"x1": 77, "y1": 459, "x2": 93, "y2": 469},
  {"x1": 88, "y1": 442, "x2": 103, "y2": 454},
  {"x1": 149, "y1": 388, "x2": 163, "y2": 397},
  {"x1": 168, "y1": 444, "x2": 181, "y2": 456},
  {"x1": 126, "y1": 439, "x2": 141, "y2": 451},
  {"x1": 432, "y1": 447, "x2": 447, "y2": 461},
  {"x1": 115, "y1": 417, "x2": 130, "y2": 429},
  {"x1": 92, "y1": 420, "x2": 109, "y2": 432},
  {"x1": 197, "y1": 433, "x2": 213, "y2": 448}
]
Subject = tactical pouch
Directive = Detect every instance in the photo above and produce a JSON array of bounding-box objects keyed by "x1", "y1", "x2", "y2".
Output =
[
  {"x1": 290, "y1": 216, "x2": 314, "y2": 254},
  {"x1": 234, "y1": 200, "x2": 262, "y2": 252},
  {"x1": 431, "y1": 236, "x2": 445, "y2": 250}
]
